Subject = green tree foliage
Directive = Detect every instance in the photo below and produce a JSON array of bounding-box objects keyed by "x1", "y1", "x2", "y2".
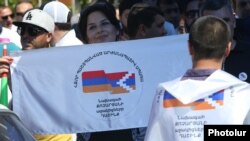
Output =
[
  {"x1": 0, "y1": 0, "x2": 19, "y2": 9},
  {"x1": 79, "y1": 0, "x2": 89, "y2": 7}
]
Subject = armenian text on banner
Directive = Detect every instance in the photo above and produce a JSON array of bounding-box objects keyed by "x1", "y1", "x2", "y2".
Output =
[{"x1": 10, "y1": 34, "x2": 191, "y2": 134}]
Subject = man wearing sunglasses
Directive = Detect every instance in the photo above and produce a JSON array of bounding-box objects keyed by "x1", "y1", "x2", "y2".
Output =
[
  {"x1": 1, "y1": 8, "x2": 74, "y2": 141},
  {"x1": 13, "y1": 9, "x2": 55, "y2": 50},
  {"x1": 0, "y1": 6, "x2": 17, "y2": 32}
]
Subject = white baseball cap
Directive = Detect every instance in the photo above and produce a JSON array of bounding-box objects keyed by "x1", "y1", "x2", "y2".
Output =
[
  {"x1": 42, "y1": 1, "x2": 70, "y2": 23},
  {"x1": 14, "y1": 9, "x2": 55, "y2": 33}
]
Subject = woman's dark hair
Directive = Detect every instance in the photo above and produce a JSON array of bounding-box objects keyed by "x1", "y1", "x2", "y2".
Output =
[{"x1": 78, "y1": 1, "x2": 121, "y2": 43}]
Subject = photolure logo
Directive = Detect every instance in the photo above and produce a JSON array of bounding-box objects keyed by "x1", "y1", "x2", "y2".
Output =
[
  {"x1": 82, "y1": 70, "x2": 136, "y2": 94},
  {"x1": 163, "y1": 90, "x2": 224, "y2": 110}
]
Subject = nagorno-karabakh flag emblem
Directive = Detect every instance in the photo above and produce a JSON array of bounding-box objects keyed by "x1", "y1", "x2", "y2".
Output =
[
  {"x1": 163, "y1": 90, "x2": 224, "y2": 110},
  {"x1": 82, "y1": 70, "x2": 136, "y2": 94}
]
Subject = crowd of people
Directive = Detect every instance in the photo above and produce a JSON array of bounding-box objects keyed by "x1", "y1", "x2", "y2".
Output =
[{"x1": 0, "y1": 0, "x2": 250, "y2": 141}]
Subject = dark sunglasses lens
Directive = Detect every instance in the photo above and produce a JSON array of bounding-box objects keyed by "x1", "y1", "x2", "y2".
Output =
[
  {"x1": 28, "y1": 27, "x2": 41, "y2": 36},
  {"x1": 2, "y1": 16, "x2": 8, "y2": 20},
  {"x1": 1, "y1": 14, "x2": 14, "y2": 20},
  {"x1": 19, "y1": 26, "x2": 44, "y2": 36}
]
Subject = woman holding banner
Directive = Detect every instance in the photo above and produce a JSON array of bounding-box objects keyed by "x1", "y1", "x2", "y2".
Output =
[{"x1": 76, "y1": 1, "x2": 146, "y2": 141}]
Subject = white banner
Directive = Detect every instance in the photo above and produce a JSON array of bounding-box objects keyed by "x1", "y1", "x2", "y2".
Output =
[{"x1": 10, "y1": 34, "x2": 191, "y2": 134}]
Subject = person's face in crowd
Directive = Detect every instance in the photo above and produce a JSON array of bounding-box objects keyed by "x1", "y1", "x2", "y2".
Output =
[
  {"x1": 185, "y1": 0, "x2": 200, "y2": 28},
  {"x1": 0, "y1": 7, "x2": 14, "y2": 29},
  {"x1": 144, "y1": 14, "x2": 166, "y2": 38},
  {"x1": 120, "y1": 9, "x2": 130, "y2": 28},
  {"x1": 236, "y1": 0, "x2": 250, "y2": 18},
  {"x1": 203, "y1": 5, "x2": 235, "y2": 34},
  {"x1": 159, "y1": 2, "x2": 180, "y2": 28},
  {"x1": 86, "y1": 11, "x2": 118, "y2": 44},
  {"x1": 19, "y1": 24, "x2": 52, "y2": 50},
  {"x1": 15, "y1": 3, "x2": 33, "y2": 22}
]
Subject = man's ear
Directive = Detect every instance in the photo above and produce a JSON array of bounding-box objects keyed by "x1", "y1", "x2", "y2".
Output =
[
  {"x1": 47, "y1": 32, "x2": 53, "y2": 43},
  {"x1": 225, "y1": 41, "x2": 232, "y2": 57}
]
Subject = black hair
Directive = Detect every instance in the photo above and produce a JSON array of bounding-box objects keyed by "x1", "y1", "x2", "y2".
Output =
[
  {"x1": 189, "y1": 15, "x2": 232, "y2": 61},
  {"x1": 127, "y1": 4, "x2": 164, "y2": 38},
  {"x1": 118, "y1": 0, "x2": 142, "y2": 16},
  {"x1": 157, "y1": 0, "x2": 177, "y2": 6},
  {"x1": 201, "y1": 0, "x2": 232, "y2": 15}
]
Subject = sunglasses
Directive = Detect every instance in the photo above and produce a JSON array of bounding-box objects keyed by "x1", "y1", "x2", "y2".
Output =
[
  {"x1": 18, "y1": 25, "x2": 47, "y2": 36},
  {"x1": 1, "y1": 14, "x2": 14, "y2": 20},
  {"x1": 186, "y1": 10, "x2": 200, "y2": 19},
  {"x1": 239, "y1": 1, "x2": 250, "y2": 7}
]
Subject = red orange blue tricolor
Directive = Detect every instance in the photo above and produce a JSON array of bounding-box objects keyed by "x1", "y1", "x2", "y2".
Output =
[
  {"x1": 82, "y1": 70, "x2": 136, "y2": 94},
  {"x1": 163, "y1": 90, "x2": 224, "y2": 110}
]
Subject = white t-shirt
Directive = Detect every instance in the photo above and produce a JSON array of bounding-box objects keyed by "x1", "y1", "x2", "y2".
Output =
[
  {"x1": 0, "y1": 27, "x2": 22, "y2": 49},
  {"x1": 55, "y1": 29, "x2": 83, "y2": 47}
]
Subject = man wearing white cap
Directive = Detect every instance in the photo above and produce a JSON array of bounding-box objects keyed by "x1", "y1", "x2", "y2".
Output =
[
  {"x1": 42, "y1": 1, "x2": 83, "y2": 47},
  {"x1": 13, "y1": 8, "x2": 54, "y2": 50},
  {"x1": 0, "y1": 9, "x2": 73, "y2": 141}
]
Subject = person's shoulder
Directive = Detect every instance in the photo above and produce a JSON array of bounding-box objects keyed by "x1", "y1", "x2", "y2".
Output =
[
  {"x1": 55, "y1": 29, "x2": 83, "y2": 47},
  {"x1": 0, "y1": 27, "x2": 22, "y2": 49},
  {"x1": 158, "y1": 77, "x2": 182, "y2": 92},
  {"x1": 218, "y1": 70, "x2": 250, "y2": 87}
]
